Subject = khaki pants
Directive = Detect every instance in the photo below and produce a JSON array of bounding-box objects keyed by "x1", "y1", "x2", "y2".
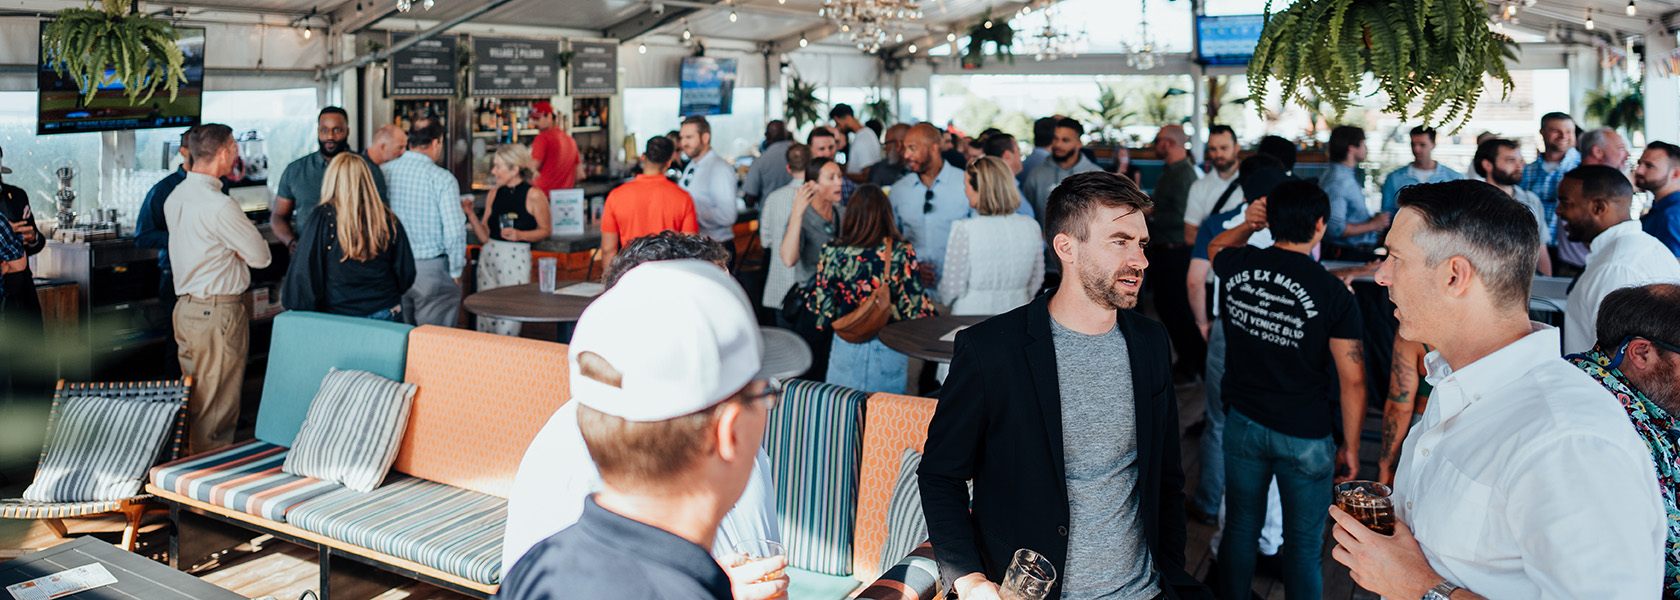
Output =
[{"x1": 174, "y1": 295, "x2": 249, "y2": 455}]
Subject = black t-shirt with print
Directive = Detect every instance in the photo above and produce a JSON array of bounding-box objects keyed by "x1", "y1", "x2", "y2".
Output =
[{"x1": 1212, "y1": 245, "x2": 1362, "y2": 438}]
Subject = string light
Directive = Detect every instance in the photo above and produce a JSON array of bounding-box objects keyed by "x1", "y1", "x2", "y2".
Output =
[
  {"x1": 947, "y1": 31, "x2": 956, "y2": 41},
  {"x1": 303, "y1": 26, "x2": 312, "y2": 38},
  {"x1": 638, "y1": 42, "x2": 647, "y2": 53},
  {"x1": 1585, "y1": 8, "x2": 1594, "y2": 30},
  {"x1": 908, "y1": 43, "x2": 917, "y2": 53},
  {"x1": 1626, "y1": 0, "x2": 1636, "y2": 16},
  {"x1": 729, "y1": 9, "x2": 738, "y2": 21},
  {"x1": 895, "y1": 33, "x2": 903, "y2": 42},
  {"x1": 799, "y1": 34, "x2": 808, "y2": 47},
  {"x1": 984, "y1": 19, "x2": 993, "y2": 28}
]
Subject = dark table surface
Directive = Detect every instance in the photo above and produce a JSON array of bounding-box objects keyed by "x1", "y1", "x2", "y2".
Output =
[
  {"x1": 462, "y1": 281, "x2": 599, "y2": 323},
  {"x1": 879, "y1": 315, "x2": 991, "y2": 364},
  {"x1": 0, "y1": 537, "x2": 244, "y2": 600}
]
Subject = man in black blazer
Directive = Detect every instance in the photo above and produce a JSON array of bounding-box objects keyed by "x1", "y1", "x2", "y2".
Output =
[{"x1": 921, "y1": 171, "x2": 1210, "y2": 600}]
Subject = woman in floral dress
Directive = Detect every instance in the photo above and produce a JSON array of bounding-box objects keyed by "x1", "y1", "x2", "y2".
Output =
[{"x1": 805, "y1": 184, "x2": 938, "y2": 393}]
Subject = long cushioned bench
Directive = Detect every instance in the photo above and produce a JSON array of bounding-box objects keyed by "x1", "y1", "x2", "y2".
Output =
[{"x1": 145, "y1": 311, "x2": 570, "y2": 598}]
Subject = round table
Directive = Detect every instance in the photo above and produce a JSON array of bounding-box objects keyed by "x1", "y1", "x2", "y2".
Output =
[
  {"x1": 462, "y1": 281, "x2": 598, "y2": 323},
  {"x1": 878, "y1": 315, "x2": 990, "y2": 364}
]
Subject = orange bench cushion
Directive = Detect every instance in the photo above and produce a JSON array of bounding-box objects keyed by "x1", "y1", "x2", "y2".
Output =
[
  {"x1": 853, "y1": 393, "x2": 939, "y2": 583},
  {"x1": 395, "y1": 326, "x2": 570, "y2": 498}
]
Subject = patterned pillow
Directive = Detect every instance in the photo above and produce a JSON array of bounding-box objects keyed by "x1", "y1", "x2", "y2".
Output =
[
  {"x1": 876, "y1": 448, "x2": 929, "y2": 575},
  {"x1": 24, "y1": 396, "x2": 179, "y2": 502},
  {"x1": 283, "y1": 368, "x2": 417, "y2": 492}
]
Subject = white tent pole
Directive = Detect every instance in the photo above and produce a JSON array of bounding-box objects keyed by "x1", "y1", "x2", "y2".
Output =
[{"x1": 1645, "y1": 28, "x2": 1678, "y2": 143}]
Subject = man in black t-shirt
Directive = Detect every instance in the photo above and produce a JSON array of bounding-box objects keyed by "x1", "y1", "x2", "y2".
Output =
[{"x1": 1206, "y1": 179, "x2": 1367, "y2": 600}]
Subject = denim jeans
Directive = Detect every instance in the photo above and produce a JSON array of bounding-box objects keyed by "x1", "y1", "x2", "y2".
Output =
[
  {"x1": 364, "y1": 306, "x2": 402, "y2": 322},
  {"x1": 1193, "y1": 321, "x2": 1228, "y2": 515},
  {"x1": 1218, "y1": 409, "x2": 1334, "y2": 600},
  {"x1": 826, "y1": 334, "x2": 908, "y2": 394}
]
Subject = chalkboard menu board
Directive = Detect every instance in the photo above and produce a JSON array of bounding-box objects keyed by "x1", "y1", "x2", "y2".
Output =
[
  {"x1": 470, "y1": 36, "x2": 561, "y2": 97},
  {"x1": 388, "y1": 32, "x2": 457, "y2": 97},
  {"x1": 568, "y1": 41, "x2": 618, "y2": 97}
]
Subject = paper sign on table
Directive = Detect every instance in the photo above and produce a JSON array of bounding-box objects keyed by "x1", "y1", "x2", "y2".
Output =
[
  {"x1": 6, "y1": 563, "x2": 118, "y2": 600},
  {"x1": 550, "y1": 188, "x2": 586, "y2": 236},
  {"x1": 556, "y1": 282, "x2": 605, "y2": 297},
  {"x1": 938, "y1": 326, "x2": 971, "y2": 343}
]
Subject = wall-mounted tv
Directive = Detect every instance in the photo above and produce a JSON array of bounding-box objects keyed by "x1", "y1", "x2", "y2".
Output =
[
  {"x1": 679, "y1": 56, "x2": 737, "y2": 117},
  {"x1": 1196, "y1": 15, "x2": 1265, "y2": 66},
  {"x1": 37, "y1": 24, "x2": 206, "y2": 135}
]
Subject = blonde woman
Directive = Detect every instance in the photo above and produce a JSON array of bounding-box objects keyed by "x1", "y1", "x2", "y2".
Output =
[
  {"x1": 282, "y1": 153, "x2": 416, "y2": 321},
  {"x1": 466, "y1": 144, "x2": 552, "y2": 335},
  {"x1": 938, "y1": 156, "x2": 1045, "y2": 315}
]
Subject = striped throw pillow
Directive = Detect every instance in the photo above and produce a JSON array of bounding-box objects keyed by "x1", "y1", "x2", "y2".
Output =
[
  {"x1": 876, "y1": 448, "x2": 928, "y2": 576},
  {"x1": 283, "y1": 368, "x2": 417, "y2": 493},
  {"x1": 23, "y1": 396, "x2": 179, "y2": 502}
]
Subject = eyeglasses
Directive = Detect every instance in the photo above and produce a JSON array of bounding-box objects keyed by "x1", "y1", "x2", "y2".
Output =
[
  {"x1": 1606, "y1": 335, "x2": 1680, "y2": 369},
  {"x1": 923, "y1": 189, "x2": 935, "y2": 214},
  {"x1": 743, "y1": 378, "x2": 784, "y2": 411}
]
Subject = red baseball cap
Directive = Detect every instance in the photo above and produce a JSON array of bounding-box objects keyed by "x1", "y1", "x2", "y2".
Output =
[{"x1": 529, "y1": 101, "x2": 555, "y2": 118}]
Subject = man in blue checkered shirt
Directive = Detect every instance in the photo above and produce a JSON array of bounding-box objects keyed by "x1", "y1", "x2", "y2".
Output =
[
  {"x1": 384, "y1": 120, "x2": 467, "y2": 327},
  {"x1": 0, "y1": 214, "x2": 24, "y2": 301},
  {"x1": 1519, "y1": 112, "x2": 1581, "y2": 249}
]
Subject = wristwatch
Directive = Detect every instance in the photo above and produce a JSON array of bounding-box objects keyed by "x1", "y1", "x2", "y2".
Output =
[{"x1": 1422, "y1": 580, "x2": 1461, "y2": 600}]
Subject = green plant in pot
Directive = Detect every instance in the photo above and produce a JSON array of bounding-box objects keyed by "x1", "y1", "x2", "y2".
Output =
[
  {"x1": 865, "y1": 94, "x2": 893, "y2": 124},
  {"x1": 785, "y1": 74, "x2": 825, "y2": 130},
  {"x1": 42, "y1": 0, "x2": 187, "y2": 105},
  {"x1": 1585, "y1": 78, "x2": 1644, "y2": 138},
  {"x1": 962, "y1": 12, "x2": 1016, "y2": 68},
  {"x1": 1246, "y1": 0, "x2": 1518, "y2": 131}
]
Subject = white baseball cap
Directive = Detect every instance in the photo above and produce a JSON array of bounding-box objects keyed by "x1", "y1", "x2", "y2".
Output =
[{"x1": 569, "y1": 259, "x2": 811, "y2": 422}]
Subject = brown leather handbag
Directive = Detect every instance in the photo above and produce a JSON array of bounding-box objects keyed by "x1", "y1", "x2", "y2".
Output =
[{"x1": 831, "y1": 240, "x2": 895, "y2": 344}]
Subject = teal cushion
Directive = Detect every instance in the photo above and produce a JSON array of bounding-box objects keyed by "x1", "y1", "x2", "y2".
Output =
[
  {"x1": 762, "y1": 379, "x2": 867, "y2": 576},
  {"x1": 787, "y1": 567, "x2": 862, "y2": 600},
  {"x1": 255, "y1": 311, "x2": 413, "y2": 448}
]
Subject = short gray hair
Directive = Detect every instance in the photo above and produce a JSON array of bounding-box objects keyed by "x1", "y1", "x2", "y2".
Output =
[
  {"x1": 1578, "y1": 127, "x2": 1618, "y2": 154},
  {"x1": 1396, "y1": 180, "x2": 1539, "y2": 311}
]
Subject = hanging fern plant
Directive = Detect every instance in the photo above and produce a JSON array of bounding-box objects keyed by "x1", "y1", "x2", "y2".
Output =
[
  {"x1": 961, "y1": 12, "x2": 1016, "y2": 68},
  {"x1": 42, "y1": 0, "x2": 187, "y2": 105},
  {"x1": 1246, "y1": 0, "x2": 1518, "y2": 132},
  {"x1": 785, "y1": 74, "x2": 824, "y2": 130},
  {"x1": 865, "y1": 94, "x2": 893, "y2": 124},
  {"x1": 1585, "y1": 78, "x2": 1644, "y2": 136}
]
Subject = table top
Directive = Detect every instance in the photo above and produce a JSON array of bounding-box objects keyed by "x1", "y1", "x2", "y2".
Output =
[
  {"x1": 0, "y1": 537, "x2": 244, "y2": 600},
  {"x1": 462, "y1": 281, "x2": 599, "y2": 323},
  {"x1": 879, "y1": 315, "x2": 991, "y2": 363}
]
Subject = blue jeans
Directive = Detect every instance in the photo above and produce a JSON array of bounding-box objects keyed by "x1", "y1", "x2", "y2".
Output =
[
  {"x1": 1218, "y1": 410, "x2": 1334, "y2": 600},
  {"x1": 1193, "y1": 321, "x2": 1227, "y2": 515},
  {"x1": 825, "y1": 334, "x2": 908, "y2": 394},
  {"x1": 364, "y1": 306, "x2": 401, "y2": 322}
]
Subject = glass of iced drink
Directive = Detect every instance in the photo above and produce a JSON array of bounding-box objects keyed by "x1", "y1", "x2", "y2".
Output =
[
  {"x1": 1334, "y1": 480, "x2": 1396, "y2": 535},
  {"x1": 1001, "y1": 548, "x2": 1057, "y2": 600}
]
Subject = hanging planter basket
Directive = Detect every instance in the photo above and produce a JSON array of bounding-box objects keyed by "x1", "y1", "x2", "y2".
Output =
[
  {"x1": 42, "y1": 0, "x2": 188, "y2": 105},
  {"x1": 962, "y1": 12, "x2": 1016, "y2": 68},
  {"x1": 1246, "y1": 0, "x2": 1518, "y2": 131},
  {"x1": 785, "y1": 74, "x2": 825, "y2": 130}
]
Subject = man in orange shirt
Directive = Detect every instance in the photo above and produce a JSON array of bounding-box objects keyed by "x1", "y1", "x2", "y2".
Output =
[
  {"x1": 530, "y1": 101, "x2": 582, "y2": 195},
  {"x1": 600, "y1": 136, "x2": 700, "y2": 268}
]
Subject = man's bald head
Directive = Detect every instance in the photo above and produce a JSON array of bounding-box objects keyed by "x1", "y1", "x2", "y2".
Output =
[
  {"x1": 368, "y1": 124, "x2": 408, "y2": 166},
  {"x1": 908, "y1": 123, "x2": 942, "y2": 145},
  {"x1": 904, "y1": 123, "x2": 945, "y2": 177},
  {"x1": 882, "y1": 123, "x2": 912, "y2": 166},
  {"x1": 1153, "y1": 124, "x2": 1188, "y2": 163}
]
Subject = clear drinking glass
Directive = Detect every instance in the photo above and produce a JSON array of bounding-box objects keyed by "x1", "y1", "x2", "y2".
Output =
[
  {"x1": 537, "y1": 257, "x2": 557, "y2": 293},
  {"x1": 1334, "y1": 480, "x2": 1396, "y2": 535},
  {"x1": 731, "y1": 539, "x2": 786, "y2": 584},
  {"x1": 1001, "y1": 548, "x2": 1056, "y2": 600}
]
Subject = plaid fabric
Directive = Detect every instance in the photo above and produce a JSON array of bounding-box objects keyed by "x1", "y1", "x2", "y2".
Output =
[
  {"x1": 855, "y1": 543, "x2": 940, "y2": 600},
  {"x1": 1520, "y1": 147, "x2": 1581, "y2": 242},
  {"x1": 383, "y1": 151, "x2": 467, "y2": 279},
  {"x1": 149, "y1": 440, "x2": 342, "y2": 522},
  {"x1": 762, "y1": 378, "x2": 868, "y2": 576},
  {"x1": 0, "y1": 498, "x2": 131, "y2": 519},
  {"x1": 0, "y1": 216, "x2": 21, "y2": 297},
  {"x1": 287, "y1": 476, "x2": 506, "y2": 585}
]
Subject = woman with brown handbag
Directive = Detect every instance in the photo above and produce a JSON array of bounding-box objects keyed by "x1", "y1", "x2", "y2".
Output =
[{"x1": 804, "y1": 184, "x2": 938, "y2": 393}]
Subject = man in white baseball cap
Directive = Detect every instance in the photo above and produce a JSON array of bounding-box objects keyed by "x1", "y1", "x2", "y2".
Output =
[{"x1": 499, "y1": 258, "x2": 810, "y2": 600}]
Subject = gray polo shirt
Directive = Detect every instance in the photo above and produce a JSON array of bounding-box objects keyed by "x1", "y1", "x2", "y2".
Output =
[
  {"x1": 276, "y1": 150, "x2": 390, "y2": 230},
  {"x1": 742, "y1": 139, "x2": 794, "y2": 200},
  {"x1": 1022, "y1": 154, "x2": 1102, "y2": 224}
]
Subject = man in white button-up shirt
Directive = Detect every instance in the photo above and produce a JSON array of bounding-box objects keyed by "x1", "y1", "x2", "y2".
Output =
[
  {"x1": 678, "y1": 116, "x2": 740, "y2": 252},
  {"x1": 1556, "y1": 165, "x2": 1680, "y2": 355},
  {"x1": 1334, "y1": 180, "x2": 1664, "y2": 600}
]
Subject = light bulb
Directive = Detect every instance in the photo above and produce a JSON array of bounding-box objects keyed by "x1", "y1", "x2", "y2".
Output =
[
  {"x1": 638, "y1": 42, "x2": 647, "y2": 54},
  {"x1": 1626, "y1": 0, "x2": 1636, "y2": 16},
  {"x1": 909, "y1": 43, "x2": 918, "y2": 53},
  {"x1": 947, "y1": 32, "x2": 957, "y2": 41},
  {"x1": 1504, "y1": 4, "x2": 1516, "y2": 17},
  {"x1": 303, "y1": 26, "x2": 312, "y2": 38},
  {"x1": 729, "y1": 10, "x2": 737, "y2": 21},
  {"x1": 984, "y1": 19, "x2": 993, "y2": 29},
  {"x1": 683, "y1": 28, "x2": 692, "y2": 40},
  {"x1": 1585, "y1": 13, "x2": 1595, "y2": 29},
  {"x1": 895, "y1": 33, "x2": 903, "y2": 42},
  {"x1": 422, "y1": 0, "x2": 432, "y2": 9},
  {"x1": 799, "y1": 35, "x2": 808, "y2": 47}
]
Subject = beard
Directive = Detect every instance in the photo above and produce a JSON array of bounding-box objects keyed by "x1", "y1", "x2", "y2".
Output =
[
  {"x1": 1631, "y1": 353, "x2": 1680, "y2": 416},
  {"x1": 1053, "y1": 148, "x2": 1076, "y2": 164},
  {"x1": 319, "y1": 138, "x2": 346, "y2": 158},
  {"x1": 1078, "y1": 255, "x2": 1142, "y2": 311},
  {"x1": 1490, "y1": 167, "x2": 1523, "y2": 187},
  {"x1": 1209, "y1": 155, "x2": 1236, "y2": 172}
]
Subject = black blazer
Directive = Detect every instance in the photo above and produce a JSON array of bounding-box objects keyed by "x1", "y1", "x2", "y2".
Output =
[{"x1": 919, "y1": 291, "x2": 1210, "y2": 600}]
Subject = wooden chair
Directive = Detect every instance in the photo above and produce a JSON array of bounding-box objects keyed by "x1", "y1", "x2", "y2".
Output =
[
  {"x1": 733, "y1": 220, "x2": 763, "y2": 273},
  {"x1": 0, "y1": 379, "x2": 191, "y2": 551},
  {"x1": 559, "y1": 248, "x2": 600, "y2": 281}
]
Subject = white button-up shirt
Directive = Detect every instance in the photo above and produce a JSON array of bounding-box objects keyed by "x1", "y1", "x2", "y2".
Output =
[
  {"x1": 1564, "y1": 220, "x2": 1680, "y2": 354},
  {"x1": 165, "y1": 172, "x2": 272, "y2": 298},
  {"x1": 1394, "y1": 326, "x2": 1664, "y2": 599},
  {"x1": 680, "y1": 149, "x2": 740, "y2": 243},
  {"x1": 1183, "y1": 168, "x2": 1240, "y2": 228}
]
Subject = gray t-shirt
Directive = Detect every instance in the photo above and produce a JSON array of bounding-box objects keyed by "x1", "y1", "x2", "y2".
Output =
[
  {"x1": 795, "y1": 204, "x2": 842, "y2": 283},
  {"x1": 1049, "y1": 318, "x2": 1159, "y2": 600}
]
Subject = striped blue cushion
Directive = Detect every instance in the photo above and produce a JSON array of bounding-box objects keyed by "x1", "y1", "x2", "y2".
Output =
[
  {"x1": 877, "y1": 449, "x2": 928, "y2": 576},
  {"x1": 25, "y1": 396, "x2": 180, "y2": 502},
  {"x1": 150, "y1": 441, "x2": 343, "y2": 522},
  {"x1": 287, "y1": 476, "x2": 507, "y2": 585},
  {"x1": 762, "y1": 379, "x2": 867, "y2": 577},
  {"x1": 283, "y1": 368, "x2": 417, "y2": 493}
]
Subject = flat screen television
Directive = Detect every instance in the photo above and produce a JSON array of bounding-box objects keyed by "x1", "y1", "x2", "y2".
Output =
[
  {"x1": 1196, "y1": 15, "x2": 1265, "y2": 66},
  {"x1": 37, "y1": 24, "x2": 205, "y2": 135},
  {"x1": 679, "y1": 56, "x2": 737, "y2": 117}
]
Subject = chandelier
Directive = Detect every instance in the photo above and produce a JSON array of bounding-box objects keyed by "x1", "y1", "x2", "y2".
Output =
[
  {"x1": 819, "y1": 0, "x2": 923, "y2": 53},
  {"x1": 1121, "y1": 0, "x2": 1160, "y2": 70},
  {"x1": 1026, "y1": 6, "x2": 1085, "y2": 61}
]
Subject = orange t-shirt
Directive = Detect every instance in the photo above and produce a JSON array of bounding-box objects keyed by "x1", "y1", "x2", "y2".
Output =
[
  {"x1": 531, "y1": 128, "x2": 580, "y2": 194},
  {"x1": 601, "y1": 174, "x2": 700, "y2": 249}
]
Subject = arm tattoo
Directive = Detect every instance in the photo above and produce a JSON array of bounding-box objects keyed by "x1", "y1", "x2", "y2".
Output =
[
  {"x1": 1344, "y1": 340, "x2": 1365, "y2": 367},
  {"x1": 1386, "y1": 349, "x2": 1415, "y2": 405},
  {"x1": 1380, "y1": 412, "x2": 1403, "y2": 467}
]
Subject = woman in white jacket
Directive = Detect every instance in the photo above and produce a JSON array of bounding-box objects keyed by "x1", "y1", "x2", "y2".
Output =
[{"x1": 939, "y1": 156, "x2": 1045, "y2": 315}]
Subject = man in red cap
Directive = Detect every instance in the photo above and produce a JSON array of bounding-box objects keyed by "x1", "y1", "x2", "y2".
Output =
[{"x1": 530, "y1": 101, "x2": 582, "y2": 195}]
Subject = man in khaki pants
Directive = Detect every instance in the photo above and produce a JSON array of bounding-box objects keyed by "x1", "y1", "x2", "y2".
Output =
[{"x1": 165, "y1": 124, "x2": 271, "y2": 454}]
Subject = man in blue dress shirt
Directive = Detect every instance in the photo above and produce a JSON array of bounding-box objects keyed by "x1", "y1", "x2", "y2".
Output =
[
  {"x1": 1380, "y1": 126, "x2": 1463, "y2": 214},
  {"x1": 1634, "y1": 141, "x2": 1680, "y2": 258}
]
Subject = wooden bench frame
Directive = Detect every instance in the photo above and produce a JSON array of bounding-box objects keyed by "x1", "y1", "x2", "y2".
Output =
[{"x1": 144, "y1": 484, "x2": 498, "y2": 600}]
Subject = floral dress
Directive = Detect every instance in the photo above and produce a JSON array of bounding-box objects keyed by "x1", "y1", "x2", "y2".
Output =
[
  {"x1": 804, "y1": 239, "x2": 938, "y2": 330},
  {"x1": 1569, "y1": 349, "x2": 1680, "y2": 598}
]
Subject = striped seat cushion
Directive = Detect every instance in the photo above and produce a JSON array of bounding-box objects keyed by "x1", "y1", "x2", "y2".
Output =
[
  {"x1": 149, "y1": 440, "x2": 344, "y2": 522},
  {"x1": 763, "y1": 379, "x2": 868, "y2": 577},
  {"x1": 283, "y1": 368, "x2": 417, "y2": 492},
  {"x1": 24, "y1": 395, "x2": 180, "y2": 502},
  {"x1": 286, "y1": 476, "x2": 506, "y2": 585},
  {"x1": 856, "y1": 543, "x2": 939, "y2": 600},
  {"x1": 0, "y1": 498, "x2": 133, "y2": 519}
]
